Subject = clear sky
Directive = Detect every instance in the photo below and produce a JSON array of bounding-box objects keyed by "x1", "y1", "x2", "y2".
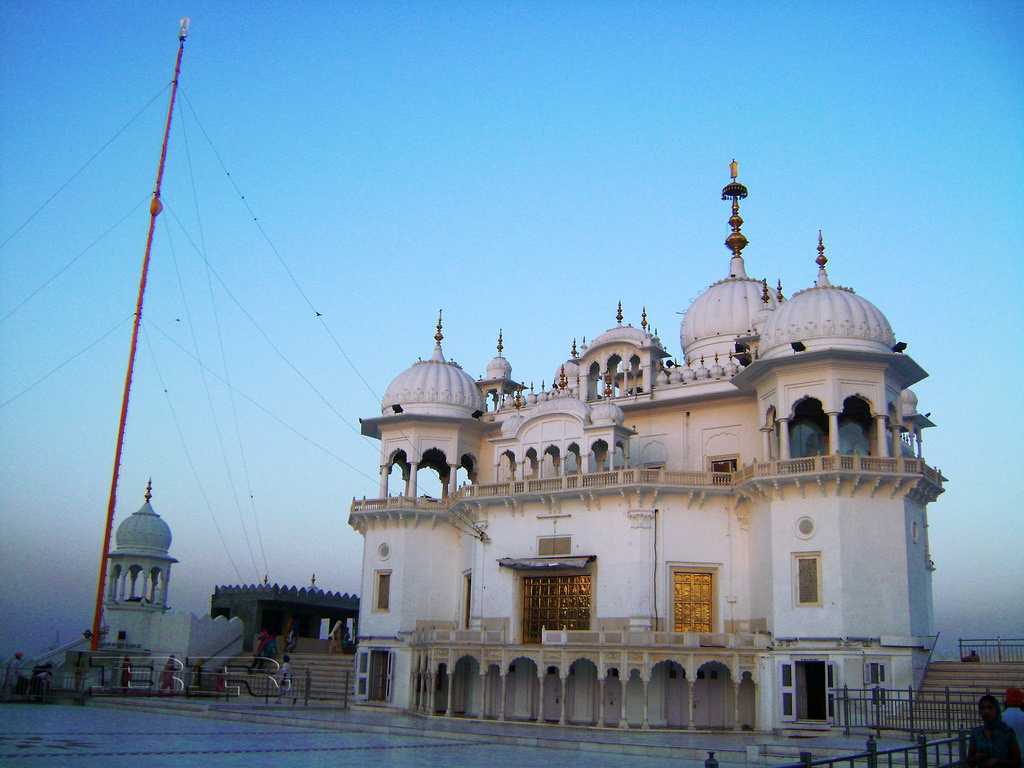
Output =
[{"x1": 1, "y1": 2, "x2": 1021, "y2": 659}]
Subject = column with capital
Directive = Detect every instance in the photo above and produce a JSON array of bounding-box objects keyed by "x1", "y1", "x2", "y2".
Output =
[
  {"x1": 761, "y1": 427, "x2": 772, "y2": 460},
  {"x1": 733, "y1": 681, "x2": 742, "y2": 730},
  {"x1": 445, "y1": 667, "x2": 454, "y2": 717},
  {"x1": 641, "y1": 677, "x2": 650, "y2": 729},
  {"x1": 827, "y1": 412, "x2": 840, "y2": 454},
  {"x1": 598, "y1": 676, "x2": 606, "y2": 726},
  {"x1": 559, "y1": 674, "x2": 567, "y2": 725},
  {"x1": 499, "y1": 671, "x2": 507, "y2": 721},
  {"x1": 407, "y1": 462, "x2": 419, "y2": 497},
  {"x1": 448, "y1": 464, "x2": 459, "y2": 498},
  {"x1": 875, "y1": 415, "x2": 889, "y2": 457},
  {"x1": 619, "y1": 677, "x2": 629, "y2": 728},
  {"x1": 779, "y1": 419, "x2": 791, "y2": 459},
  {"x1": 686, "y1": 678, "x2": 695, "y2": 729},
  {"x1": 478, "y1": 670, "x2": 488, "y2": 718},
  {"x1": 378, "y1": 465, "x2": 388, "y2": 497}
]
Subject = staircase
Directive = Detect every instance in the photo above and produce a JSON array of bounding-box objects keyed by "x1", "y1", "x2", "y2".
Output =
[
  {"x1": 219, "y1": 651, "x2": 355, "y2": 703},
  {"x1": 921, "y1": 661, "x2": 1024, "y2": 695}
]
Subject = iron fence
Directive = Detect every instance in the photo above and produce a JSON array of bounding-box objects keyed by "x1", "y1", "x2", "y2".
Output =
[
  {"x1": 773, "y1": 733, "x2": 968, "y2": 768},
  {"x1": 958, "y1": 638, "x2": 1024, "y2": 664},
  {"x1": 837, "y1": 687, "x2": 984, "y2": 736}
]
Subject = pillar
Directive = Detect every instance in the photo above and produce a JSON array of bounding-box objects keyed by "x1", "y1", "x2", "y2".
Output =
[
  {"x1": 407, "y1": 461, "x2": 419, "y2": 498},
  {"x1": 641, "y1": 678, "x2": 650, "y2": 729},
  {"x1": 448, "y1": 464, "x2": 459, "y2": 498},
  {"x1": 537, "y1": 669, "x2": 546, "y2": 721},
  {"x1": 891, "y1": 420, "x2": 902, "y2": 458},
  {"x1": 499, "y1": 672, "x2": 507, "y2": 721},
  {"x1": 619, "y1": 678, "x2": 628, "y2": 728},
  {"x1": 559, "y1": 675, "x2": 567, "y2": 725},
  {"x1": 424, "y1": 673, "x2": 432, "y2": 713},
  {"x1": 875, "y1": 415, "x2": 889, "y2": 457},
  {"x1": 579, "y1": 371, "x2": 589, "y2": 401},
  {"x1": 779, "y1": 419, "x2": 791, "y2": 460},
  {"x1": 479, "y1": 672, "x2": 488, "y2": 719},
  {"x1": 161, "y1": 568, "x2": 171, "y2": 607},
  {"x1": 915, "y1": 430, "x2": 923, "y2": 459},
  {"x1": 760, "y1": 428, "x2": 772, "y2": 461},
  {"x1": 686, "y1": 679, "x2": 695, "y2": 729},
  {"x1": 598, "y1": 677, "x2": 606, "y2": 726},
  {"x1": 733, "y1": 681, "x2": 742, "y2": 730},
  {"x1": 445, "y1": 667, "x2": 454, "y2": 716},
  {"x1": 827, "y1": 411, "x2": 840, "y2": 455},
  {"x1": 379, "y1": 465, "x2": 388, "y2": 497}
]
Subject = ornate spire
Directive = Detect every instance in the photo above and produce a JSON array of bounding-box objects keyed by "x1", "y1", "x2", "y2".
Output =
[
  {"x1": 570, "y1": 338, "x2": 578, "y2": 359},
  {"x1": 761, "y1": 278, "x2": 770, "y2": 304},
  {"x1": 434, "y1": 309, "x2": 444, "y2": 345},
  {"x1": 558, "y1": 365, "x2": 568, "y2": 390},
  {"x1": 144, "y1": 478, "x2": 153, "y2": 502},
  {"x1": 641, "y1": 306, "x2": 648, "y2": 331},
  {"x1": 496, "y1": 328, "x2": 504, "y2": 356},
  {"x1": 721, "y1": 159, "x2": 750, "y2": 278},
  {"x1": 776, "y1": 279, "x2": 785, "y2": 303},
  {"x1": 604, "y1": 372, "x2": 614, "y2": 398},
  {"x1": 513, "y1": 386, "x2": 524, "y2": 409},
  {"x1": 815, "y1": 229, "x2": 832, "y2": 287},
  {"x1": 616, "y1": 301, "x2": 623, "y2": 325}
]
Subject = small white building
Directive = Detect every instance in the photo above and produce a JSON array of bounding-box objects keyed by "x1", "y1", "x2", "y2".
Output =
[
  {"x1": 348, "y1": 164, "x2": 942, "y2": 731},
  {"x1": 102, "y1": 482, "x2": 242, "y2": 659}
]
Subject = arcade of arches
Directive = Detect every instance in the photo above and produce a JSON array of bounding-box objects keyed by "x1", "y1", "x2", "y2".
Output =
[{"x1": 411, "y1": 653, "x2": 757, "y2": 730}]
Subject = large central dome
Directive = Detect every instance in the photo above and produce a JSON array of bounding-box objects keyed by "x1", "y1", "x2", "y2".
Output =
[
  {"x1": 381, "y1": 315, "x2": 484, "y2": 418},
  {"x1": 682, "y1": 276, "x2": 775, "y2": 361}
]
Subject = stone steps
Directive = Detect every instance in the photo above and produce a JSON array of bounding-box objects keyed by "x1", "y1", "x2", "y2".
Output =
[{"x1": 921, "y1": 662, "x2": 1024, "y2": 694}]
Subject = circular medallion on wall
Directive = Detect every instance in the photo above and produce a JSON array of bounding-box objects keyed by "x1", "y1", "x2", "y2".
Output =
[
  {"x1": 378, "y1": 542, "x2": 391, "y2": 561},
  {"x1": 796, "y1": 516, "x2": 815, "y2": 539}
]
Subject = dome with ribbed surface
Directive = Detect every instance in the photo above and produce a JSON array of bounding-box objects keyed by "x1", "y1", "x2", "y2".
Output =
[
  {"x1": 382, "y1": 343, "x2": 485, "y2": 417},
  {"x1": 759, "y1": 279, "x2": 895, "y2": 359},
  {"x1": 682, "y1": 277, "x2": 776, "y2": 361},
  {"x1": 486, "y1": 355, "x2": 512, "y2": 381},
  {"x1": 115, "y1": 498, "x2": 172, "y2": 555}
]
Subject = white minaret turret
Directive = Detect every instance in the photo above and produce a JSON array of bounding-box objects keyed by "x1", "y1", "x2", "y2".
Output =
[{"x1": 105, "y1": 480, "x2": 178, "y2": 611}]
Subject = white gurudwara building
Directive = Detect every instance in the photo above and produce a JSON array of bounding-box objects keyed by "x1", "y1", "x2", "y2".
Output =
[{"x1": 347, "y1": 164, "x2": 943, "y2": 731}]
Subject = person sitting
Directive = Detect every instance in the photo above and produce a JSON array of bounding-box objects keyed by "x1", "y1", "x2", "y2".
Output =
[
  {"x1": 1005, "y1": 690, "x2": 1024, "y2": 754},
  {"x1": 968, "y1": 694, "x2": 1021, "y2": 768}
]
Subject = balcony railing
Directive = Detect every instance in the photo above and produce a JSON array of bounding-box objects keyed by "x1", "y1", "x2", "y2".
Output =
[
  {"x1": 541, "y1": 628, "x2": 770, "y2": 650},
  {"x1": 413, "y1": 628, "x2": 506, "y2": 645},
  {"x1": 351, "y1": 455, "x2": 941, "y2": 514}
]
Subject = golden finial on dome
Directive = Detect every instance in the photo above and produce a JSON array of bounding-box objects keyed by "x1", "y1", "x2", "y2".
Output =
[
  {"x1": 776, "y1": 279, "x2": 785, "y2": 303},
  {"x1": 641, "y1": 306, "x2": 648, "y2": 331},
  {"x1": 144, "y1": 478, "x2": 153, "y2": 502},
  {"x1": 570, "y1": 338, "x2": 578, "y2": 358},
  {"x1": 816, "y1": 229, "x2": 827, "y2": 269},
  {"x1": 761, "y1": 278, "x2": 770, "y2": 304},
  {"x1": 513, "y1": 386, "x2": 524, "y2": 409},
  {"x1": 616, "y1": 301, "x2": 623, "y2": 325},
  {"x1": 434, "y1": 309, "x2": 444, "y2": 345},
  {"x1": 558, "y1": 365, "x2": 568, "y2": 390},
  {"x1": 721, "y1": 159, "x2": 749, "y2": 274},
  {"x1": 496, "y1": 328, "x2": 503, "y2": 356}
]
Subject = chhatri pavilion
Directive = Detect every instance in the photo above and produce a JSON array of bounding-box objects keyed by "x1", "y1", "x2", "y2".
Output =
[{"x1": 347, "y1": 163, "x2": 943, "y2": 730}]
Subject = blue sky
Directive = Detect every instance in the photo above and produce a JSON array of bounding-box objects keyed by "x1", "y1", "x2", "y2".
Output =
[{"x1": 1, "y1": 1, "x2": 1021, "y2": 658}]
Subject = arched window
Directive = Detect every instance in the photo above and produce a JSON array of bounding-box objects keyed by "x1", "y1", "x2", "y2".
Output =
[
  {"x1": 565, "y1": 443, "x2": 582, "y2": 474},
  {"x1": 418, "y1": 447, "x2": 448, "y2": 498},
  {"x1": 790, "y1": 398, "x2": 827, "y2": 458},
  {"x1": 588, "y1": 362, "x2": 601, "y2": 400},
  {"x1": 590, "y1": 439, "x2": 609, "y2": 472},
  {"x1": 839, "y1": 396, "x2": 872, "y2": 455},
  {"x1": 500, "y1": 450, "x2": 517, "y2": 482},
  {"x1": 607, "y1": 355, "x2": 623, "y2": 398},
  {"x1": 524, "y1": 448, "x2": 539, "y2": 479},
  {"x1": 386, "y1": 449, "x2": 410, "y2": 496},
  {"x1": 628, "y1": 355, "x2": 642, "y2": 394},
  {"x1": 542, "y1": 446, "x2": 561, "y2": 478}
]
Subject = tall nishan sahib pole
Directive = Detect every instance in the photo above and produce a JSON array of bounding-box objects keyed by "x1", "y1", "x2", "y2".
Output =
[{"x1": 89, "y1": 18, "x2": 190, "y2": 651}]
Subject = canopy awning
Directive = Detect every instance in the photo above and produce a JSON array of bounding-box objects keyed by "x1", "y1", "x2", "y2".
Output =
[{"x1": 497, "y1": 555, "x2": 595, "y2": 571}]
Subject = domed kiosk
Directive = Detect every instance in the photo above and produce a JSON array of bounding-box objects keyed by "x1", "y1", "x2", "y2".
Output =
[{"x1": 106, "y1": 480, "x2": 177, "y2": 610}]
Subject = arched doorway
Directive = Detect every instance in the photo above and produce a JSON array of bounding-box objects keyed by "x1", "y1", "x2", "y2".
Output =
[
  {"x1": 603, "y1": 667, "x2": 623, "y2": 726},
  {"x1": 693, "y1": 661, "x2": 732, "y2": 728},
  {"x1": 542, "y1": 665, "x2": 561, "y2": 722},
  {"x1": 625, "y1": 668, "x2": 645, "y2": 727},
  {"x1": 566, "y1": 659, "x2": 598, "y2": 725},
  {"x1": 451, "y1": 655, "x2": 481, "y2": 716},
  {"x1": 505, "y1": 657, "x2": 539, "y2": 721},
  {"x1": 790, "y1": 398, "x2": 827, "y2": 458},
  {"x1": 650, "y1": 660, "x2": 688, "y2": 728}
]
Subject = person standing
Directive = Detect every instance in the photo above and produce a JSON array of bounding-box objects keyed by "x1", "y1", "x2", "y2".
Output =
[
  {"x1": 968, "y1": 694, "x2": 1021, "y2": 768},
  {"x1": 160, "y1": 655, "x2": 178, "y2": 693},
  {"x1": 2, "y1": 652, "x2": 24, "y2": 701},
  {"x1": 120, "y1": 656, "x2": 132, "y2": 692},
  {"x1": 276, "y1": 654, "x2": 292, "y2": 703},
  {"x1": 1005, "y1": 690, "x2": 1024, "y2": 752}
]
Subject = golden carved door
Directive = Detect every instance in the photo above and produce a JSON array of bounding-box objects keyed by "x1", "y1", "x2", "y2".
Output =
[
  {"x1": 673, "y1": 572, "x2": 713, "y2": 632},
  {"x1": 522, "y1": 574, "x2": 592, "y2": 644}
]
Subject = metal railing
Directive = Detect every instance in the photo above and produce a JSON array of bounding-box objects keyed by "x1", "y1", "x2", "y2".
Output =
[
  {"x1": 774, "y1": 733, "x2": 968, "y2": 768},
  {"x1": 838, "y1": 687, "x2": 983, "y2": 736},
  {"x1": 958, "y1": 638, "x2": 1024, "y2": 663}
]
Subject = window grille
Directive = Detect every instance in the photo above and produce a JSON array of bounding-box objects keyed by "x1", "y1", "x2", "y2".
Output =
[
  {"x1": 796, "y1": 556, "x2": 820, "y2": 605},
  {"x1": 521, "y1": 574, "x2": 591, "y2": 643},
  {"x1": 673, "y1": 571, "x2": 713, "y2": 632}
]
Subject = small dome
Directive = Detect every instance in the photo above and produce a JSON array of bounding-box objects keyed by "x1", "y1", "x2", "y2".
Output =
[
  {"x1": 382, "y1": 344, "x2": 484, "y2": 418},
  {"x1": 486, "y1": 355, "x2": 512, "y2": 380},
  {"x1": 588, "y1": 325, "x2": 653, "y2": 350},
  {"x1": 115, "y1": 492, "x2": 172, "y2": 555},
  {"x1": 682, "y1": 277, "x2": 776, "y2": 361},
  {"x1": 900, "y1": 388, "x2": 919, "y2": 418},
  {"x1": 590, "y1": 400, "x2": 624, "y2": 426},
  {"x1": 554, "y1": 359, "x2": 580, "y2": 387},
  {"x1": 759, "y1": 281, "x2": 895, "y2": 359}
]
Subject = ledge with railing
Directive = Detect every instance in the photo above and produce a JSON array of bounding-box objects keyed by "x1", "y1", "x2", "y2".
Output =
[
  {"x1": 540, "y1": 628, "x2": 771, "y2": 650},
  {"x1": 957, "y1": 638, "x2": 1024, "y2": 663},
  {"x1": 837, "y1": 686, "x2": 985, "y2": 737},
  {"x1": 351, "y1": 455, "x2": 942, "y2": 515},
  {"x1": 777, "y1": 732, "x2": 968, "y2": 768}
]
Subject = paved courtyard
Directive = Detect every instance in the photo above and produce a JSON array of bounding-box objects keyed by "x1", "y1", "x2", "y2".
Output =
[{"x1": 0, "y1": 704, "x2": 714, "y2": 767}]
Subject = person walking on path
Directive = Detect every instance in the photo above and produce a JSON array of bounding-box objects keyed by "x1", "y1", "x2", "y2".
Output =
[
  {"x1": 1005, "y1": 690, "x2": 1024, "y2": 752},
  {"x1": 250, "y1": 630, "x2": 270, "y2": 671},
  {"x1": 275, "y1": 654, "x2": 292, "y2": 703},
  {"x1": 160, "y1": 655, "x2": 178, "y2": 693},
  {"x1": 968, "y1": 694, "x2": 1021, "y2": 768},
  {"x1": 2, "y1": 652, "x2": 24, "y2": 701},
  {"x1": 120, "y1": 656, "x2": 132, "y2": 692}
]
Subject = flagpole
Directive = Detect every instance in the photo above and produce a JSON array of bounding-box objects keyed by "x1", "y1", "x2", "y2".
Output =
[{"x1": 89, "y1": 18, "x2": 190, "y2": 651}]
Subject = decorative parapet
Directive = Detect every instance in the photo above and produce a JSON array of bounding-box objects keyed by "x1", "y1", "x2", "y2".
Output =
[
  {"x1": 350, "y1": 456, "x2": 943, "y2": 520},
  {"x1": 540, "y1": 629, "x2": 771, "y2": 650}
]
